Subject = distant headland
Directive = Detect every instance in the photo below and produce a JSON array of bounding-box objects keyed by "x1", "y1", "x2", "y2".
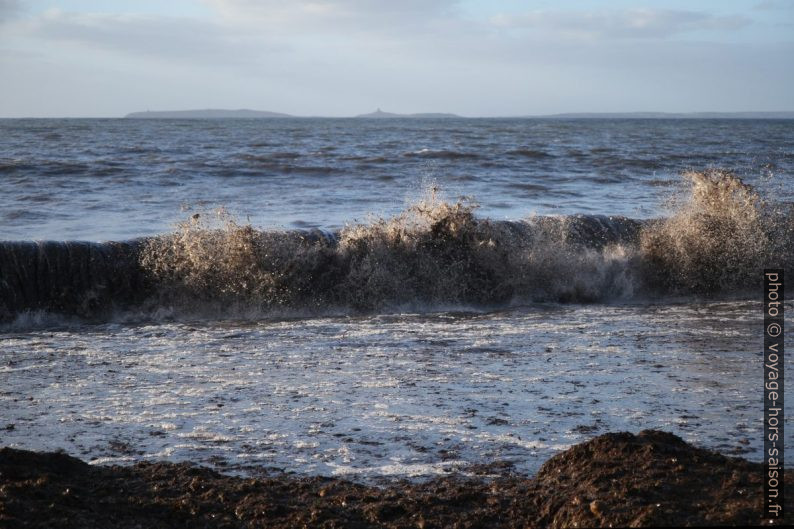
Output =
[
  {"x1": 123, "y1": 108, "x2": 794, "y2": 119},
  {"x1": 354, "y1": 108, "x2": 460, "y2": 118}
]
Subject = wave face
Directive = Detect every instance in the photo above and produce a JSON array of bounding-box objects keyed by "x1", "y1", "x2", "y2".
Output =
[
  {"x1": 0, "y1": 240, "x2": 147, "y2": 321},
  {"x1": 1, "y1": 171, "x2": 791, "y2": 322}
]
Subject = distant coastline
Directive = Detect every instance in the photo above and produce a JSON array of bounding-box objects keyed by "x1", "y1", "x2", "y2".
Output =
[
  {"x1": 531, "y1": 111, "x2": 794, "y2": 119},
  {"x1": 117, "y1": 108, "x2": 794, "y2": 119}
]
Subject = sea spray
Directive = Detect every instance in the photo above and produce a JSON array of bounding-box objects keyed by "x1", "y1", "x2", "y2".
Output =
[
  {"x1": 139, "y1": 188, "x2": 641, "y2": 313},
  {"x1": 137, "y1": 171, "x2": 794, "y2": 313},
  {"x1": 640, "y1": 170, "x2": 791, "y2": 293},
  {"x1": 139, "y1": 208, "x2": 337, "y2": 310},
  {"x1": 1, "y1": 170, "x2": 791, "y2": 323}
]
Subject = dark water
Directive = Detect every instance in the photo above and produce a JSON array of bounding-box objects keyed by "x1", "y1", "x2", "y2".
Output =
[
  {"x1": 1, "y1": 118, "x2": 793, "y2": 480},
  {"x1": 1, "y1": 118, "x2": 792, "y2": 240}
]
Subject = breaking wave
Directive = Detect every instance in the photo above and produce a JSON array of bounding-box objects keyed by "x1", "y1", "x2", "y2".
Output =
[{"x1": 1, "y1": 171, "x2": 791, "y2": 323}]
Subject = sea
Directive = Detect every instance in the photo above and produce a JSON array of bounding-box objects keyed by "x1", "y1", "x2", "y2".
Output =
[{"x1": 1, "y1": 117, "x2": 792, "y2": 480}]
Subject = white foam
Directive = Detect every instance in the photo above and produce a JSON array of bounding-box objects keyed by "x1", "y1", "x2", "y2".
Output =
[{"x1": 1, "y1": 302, "x2": 786, "y2": 481}]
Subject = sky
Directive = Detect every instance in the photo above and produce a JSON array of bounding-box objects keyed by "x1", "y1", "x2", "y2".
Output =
[{"x1": 0, "y1": 0, "x2": 793, "y2": 117}]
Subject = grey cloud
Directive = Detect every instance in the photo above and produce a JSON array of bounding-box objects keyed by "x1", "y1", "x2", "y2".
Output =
[
  {"x1": 25, "y1": 10, "x2": 284, "y2": 66},
  {"x1": 491, "y1": 9, "x2": 752, "y2": 39},
  {"x1": 207, "y1": 0, "x2": 457, "y2": 17},
  {"x1": 204, "y1": 0, "x2": 460, "y2": 33},
  {"x1": 754, "y1": 1, "x2": 794, "y2": 10},
  {"x1": 0, "y1": 0, "x2": 20, "y2": 23},
  {"x1": 2, "y1": 1, "x2": 790, "y2": 117}
]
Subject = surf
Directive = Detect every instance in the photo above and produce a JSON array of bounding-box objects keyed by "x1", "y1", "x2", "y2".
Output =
[{"x1": 1, "y1": 171, "x2": 791, "y2": 324}]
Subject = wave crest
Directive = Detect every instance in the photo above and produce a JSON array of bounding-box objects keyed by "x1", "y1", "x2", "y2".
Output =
[
  {"x1": 140, "y1": 210, "x2": 335, "y2": 310},
  {"x1": 2, "y1": 170, "x2": 791, "y2": 323},
  {"x1": 140, "y1": 189, "x2": 642, "y2": 313},
  {"x1": 640, "y1": 169, "x2": 788, "y2": 293}
]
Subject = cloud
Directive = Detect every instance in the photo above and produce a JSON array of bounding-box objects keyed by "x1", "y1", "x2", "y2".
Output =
[
  {"x1": 18, "y1": 1, "x2": 463, "y2": 73},
  {"x1": 0, "y1": 0, "x2": 20, "y2": 23},
  {"x1": 203, "y1": 0, "x2": 461, "y2": 34},
  {"x1": 205, "y1": 0, "x2": 455, "y2": 18},
  {"x1": 20, "y1": 9, "x2": 284, "y2": 67},
  {"x1": 490, "y1": 9, "x2": 751, "y2": 39},
  {"x1": 0, "y1": 1, "x2": 790, "y2": 117},
  {"x1": 754, "y1": 0, "x2": 794, "y2": 11}
]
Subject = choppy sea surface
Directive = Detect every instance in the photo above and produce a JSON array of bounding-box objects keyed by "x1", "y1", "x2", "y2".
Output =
[
  {"x1": 1, "y1": 118, "x2": 793, "y2": 480},
  {"x1": 2, "y1": 118, "x2": 793, "y2": 240}
]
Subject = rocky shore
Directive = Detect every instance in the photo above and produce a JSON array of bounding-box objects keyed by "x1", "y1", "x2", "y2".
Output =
[{"x1": 0, "y1": 430, "x2": 788, "y2": 528}]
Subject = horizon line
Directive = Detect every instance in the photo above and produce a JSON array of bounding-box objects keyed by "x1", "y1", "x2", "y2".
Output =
[{"x1": 3, "y1": 110, "x2": 794, "y2": 119}]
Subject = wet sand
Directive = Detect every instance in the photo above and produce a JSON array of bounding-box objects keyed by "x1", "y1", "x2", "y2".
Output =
[{"x1": 1, "y1": 430, "x2": 788, "y2": 528}]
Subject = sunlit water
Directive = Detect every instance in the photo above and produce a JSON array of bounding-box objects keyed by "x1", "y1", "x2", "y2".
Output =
[{"x1": 1, "y1": 301, "x2": 791, "y2": 480}]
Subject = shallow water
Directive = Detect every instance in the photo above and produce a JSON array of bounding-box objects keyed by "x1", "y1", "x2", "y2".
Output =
[{"x1": 1, "y1": 301, "x2": 790, "y2": 480}]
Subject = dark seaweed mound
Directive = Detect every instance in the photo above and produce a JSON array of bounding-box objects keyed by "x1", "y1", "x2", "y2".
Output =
[{"x1": 1, "y1": 430, "x2": 787, "y2": 528}]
